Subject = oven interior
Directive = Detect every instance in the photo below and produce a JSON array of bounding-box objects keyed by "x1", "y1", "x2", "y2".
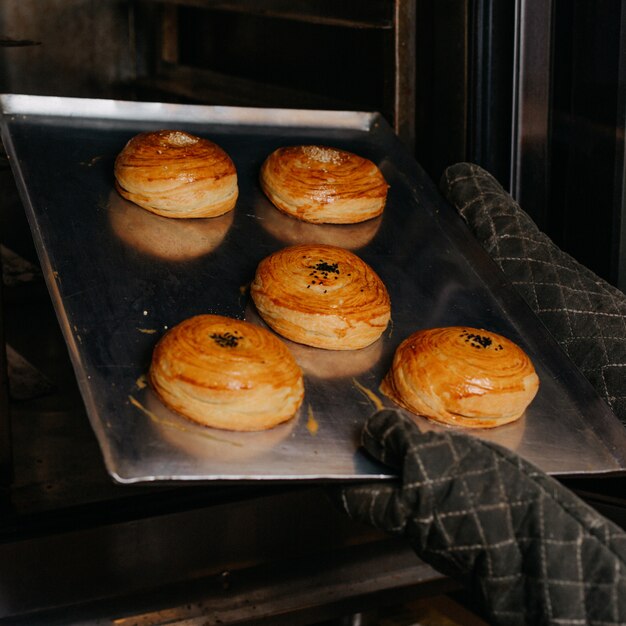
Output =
[{"x1": 0, "y1": 1, "x2": 625, "y2": 623}]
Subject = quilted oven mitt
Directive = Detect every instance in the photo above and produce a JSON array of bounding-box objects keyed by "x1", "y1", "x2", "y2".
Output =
[
  {"x1": 338, "y1": 410, "x2": 626, "y2": 626},
  {"x1": 440, "y1": 162, "x2": 626, "y2": 424},
  {"x1": 338, "y1": 163, "x2": 626, "y2": 624}
]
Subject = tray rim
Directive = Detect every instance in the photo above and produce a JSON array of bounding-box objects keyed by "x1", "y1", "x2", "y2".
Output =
[{"x1": 0, "y1": 93, "x2": 377, "y2": 130}]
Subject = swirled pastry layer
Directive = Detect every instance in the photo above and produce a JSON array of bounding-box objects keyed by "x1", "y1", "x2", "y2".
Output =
[
  {"x1": 150, "y1": 315, "x2": 304, "y2": 431},
  {"x1": 250, "y1": 244, "x2": 391, "y2": 350},
  {"x1": 381, "y1": 327, "x2": 539, "y2": 428},
  {"x1": 260, "y1": 145, "x2": 388, "y2": 224},
  {"x1": 114, "y1": 130, "x2": 238, "y2": 218}
]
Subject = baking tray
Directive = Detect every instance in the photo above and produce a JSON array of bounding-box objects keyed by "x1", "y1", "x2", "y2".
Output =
[{"x1": 1, "y1": 94, "x2": 625, "y2": 483}]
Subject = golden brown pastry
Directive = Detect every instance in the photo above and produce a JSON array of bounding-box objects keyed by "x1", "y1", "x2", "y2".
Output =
[
  {"x1": 250, "y1": 244, "x2": 391, "y2": 350},
  {"x1": 114, "y1": 130, "x2": 238, "y2": 218},
  {"x1": 260, "y1": 145, "x2": 388, "y2": 224},
  {"x1": 244, "y1": 303, "x2": 383, "y2": 377},
  {"x1": 150, "y1": 315, "x2": 304, "y2": 431},
  {"x1": 108, "y1": 190, "x2": 233, "y2": 261},
  {"x1": 381, "y1": 327, "x2": 539, "y2": 428}
]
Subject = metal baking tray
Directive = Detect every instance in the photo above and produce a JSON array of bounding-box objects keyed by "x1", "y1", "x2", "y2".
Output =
[{"x1": 2, "y1": 94, "x2": 625, "y2": 483}]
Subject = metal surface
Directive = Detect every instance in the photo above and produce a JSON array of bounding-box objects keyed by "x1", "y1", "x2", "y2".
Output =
[
  {"x1": 510, "y1": 0, "x2": 553, "y2": 228},
  {"x1": 392, "y1": 0, "x2": 416, "y2": 150},
  {"x1": 468, "y1": 0, "x2": 514, "y2": 184},
  {"x1": 615, "y1": 0, "x2": 626, "y2": 292},
  {"x1": 1, "y1": 94, "x2": 625, "y2": 483},
  {"x1": 0, "y1": 248, "x2": 11, "y2": 493},
  {"x1": 134, "y1": 0, "x2": 395, "y2": 29}
]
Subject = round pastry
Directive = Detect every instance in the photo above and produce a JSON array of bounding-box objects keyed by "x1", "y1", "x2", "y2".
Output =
[
  {"x1": 244, "y1": 303, "x2": 384, "y2": 377},
  {"x1": 114, "y1": 130, "x2": 238, "y2": 218},
  {"x1": 381, "y1": 327, "x2": 539, "y2": 428},
  {"x1": 259, "y1": 145, "x2": 388, "y2": 224},
  {"x1": 108, "y1": 190, "x2": 233, "y2": 261},
  {"x1": 250, "y1": 244, "x2": 391, "y2": 350},
  {"x1": 150, "y1": 315, "x2": 304, "y2": 431}
]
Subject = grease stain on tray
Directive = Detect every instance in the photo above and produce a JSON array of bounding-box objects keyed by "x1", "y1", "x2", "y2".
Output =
[
  {"x1": 306, "y1": 404, "x2": 319, "y2": 436},
  {"x1": 352, "y1": 378, "x2": 384, "y2": 411}
]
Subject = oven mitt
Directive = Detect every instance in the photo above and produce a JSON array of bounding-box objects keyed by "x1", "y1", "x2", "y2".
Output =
[
  {"x1": 337, "y1": 409, "x2": 626, "y2": 626},
  {"x1": 337, "y1": 163, "x2": 626, "y2": 624},
  {"x1": 440, "y1": 162, "x2": 626, "y2": 424}
]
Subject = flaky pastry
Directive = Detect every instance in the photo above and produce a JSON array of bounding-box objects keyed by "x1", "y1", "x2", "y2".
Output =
[
  {"x1": 250, "y1": 244, "x2": 391, "y2": 350},
  {"x1": 260, "y1": 145, "x2": 388, "y2": 224},
  {"x1": 381, "y1": 327, "x2": 539, "y2": 428},
  {"x1": 244, "y1": 303, "x2": 383, "y2": 377},
  {"x1": 114, "y1": 130, "x2": 238, "y2": 218},
  {"x1": 150, "y1": 315, "x2": 304, "y2": 431}
]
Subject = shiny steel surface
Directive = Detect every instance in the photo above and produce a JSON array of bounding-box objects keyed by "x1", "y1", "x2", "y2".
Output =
[
  {"x1": 510, "y1": 0, "x2": 553, "y2": 226},
  {"x1": 1, "y1": 94, "x2": 625, "y2": 482}
]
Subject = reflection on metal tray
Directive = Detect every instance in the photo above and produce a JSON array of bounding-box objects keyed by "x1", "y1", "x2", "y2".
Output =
[{"x1": 1, "y1": 94, "x2": 625, "y2": 483}]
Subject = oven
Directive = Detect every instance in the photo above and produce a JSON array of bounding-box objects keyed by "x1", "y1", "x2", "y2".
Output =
[{"x1": 0, "y1": 1, "x2": 625, "y2": 623}]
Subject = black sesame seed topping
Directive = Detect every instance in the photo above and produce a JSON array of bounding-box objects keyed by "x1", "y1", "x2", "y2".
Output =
[
  {"x1": 459, "y1": 329, "x2": 493, "y2": 349},
  {"x1": 210, "y1": 331, "x2": 241, "y2": 348},
  {"x1": 305, "y1": 259, "x2": 341, "y2": 289},
  {"x1": 313, "y1": 261, "x2": 339, "y2": 274}
]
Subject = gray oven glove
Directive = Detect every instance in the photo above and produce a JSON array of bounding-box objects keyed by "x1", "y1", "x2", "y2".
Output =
[
  {"x1": 337, "y1": 162, "x2": 626, "y2": 624},
  {"x1": 440, "y1": 162, "x2": 626, "y2": 424},
  {"x1": 338, "y1": 409, "x2": 626, "y2": 626}
]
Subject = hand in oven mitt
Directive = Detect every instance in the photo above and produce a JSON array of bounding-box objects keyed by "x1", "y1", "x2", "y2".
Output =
[
  {"x1": 440, "y1": 162, "x2": 626, "y2": 425},
  {"x1": 337, "y1": 409, "x2": 626, "y2": 626}
]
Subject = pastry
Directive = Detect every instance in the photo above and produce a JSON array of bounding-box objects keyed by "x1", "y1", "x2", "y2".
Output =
[
  {"x1": 114, "y1": 130, "x2": 238, "y2": 218},
  {"x1": 150, "y1": 315, "x2": 304, "y2": 431},
  {"x1": 381, "y1": 327, "x2": 539, "y2": 428},
  {"x1": 245, "y1": 303, "x2": 383, "y2": 377},
  {"x1": 108, "y1": 190, "x2": 233, "y2": 261},
  {"x1": 260, "y1": 145, "x2": 388, "y2": 224},
  {"x1": 250, "y1": 244, "x2": 391, "y2": 350}
]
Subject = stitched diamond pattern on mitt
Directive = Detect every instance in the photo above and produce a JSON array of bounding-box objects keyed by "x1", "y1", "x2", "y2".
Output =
[
  {"x1": 440, "y1": 163, "x2": 626, "y2": 424},
  {"x1": 339, "y1": 411, "x2": 626, "y2": 626}
]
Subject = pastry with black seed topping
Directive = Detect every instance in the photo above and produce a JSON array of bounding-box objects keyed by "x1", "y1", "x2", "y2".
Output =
[
  {"x1": 150, "y1": 315, "x2": 303, "y2": 431},
  {"x1": 250, "y1": 244, "x2": 391, "y2": 350},
  {"x1": 381, "y1": 326, "x2": 539, "y2": 428}
]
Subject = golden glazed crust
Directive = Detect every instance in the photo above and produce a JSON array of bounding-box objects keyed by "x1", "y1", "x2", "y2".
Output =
[
  {"x1": 260, "y1": 145, "x2": 388, "y2": 224},
  {"x1": 381, "y1": 327, "x2": 539, "y2": 428},
  {"x1": 114, "y1": 130, "x2": 238, "y2": 218},
  {"x1": 244, "y1": 303, "x2": 383, "y2": 377},
  {"x1": 150, "y1": 315, "x2": 304, "y2": 431},
  {"x1": 250, "y1": 244, "x2": 391, "y2": 350}
]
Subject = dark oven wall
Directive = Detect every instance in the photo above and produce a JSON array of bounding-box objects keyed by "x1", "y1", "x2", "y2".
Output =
[
  {"x1": 0, "y1": 1, "x2": 475, "y2": 181},
  {"x1": 1, "y1": 0, "x2": 625, "y2": 290}
]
